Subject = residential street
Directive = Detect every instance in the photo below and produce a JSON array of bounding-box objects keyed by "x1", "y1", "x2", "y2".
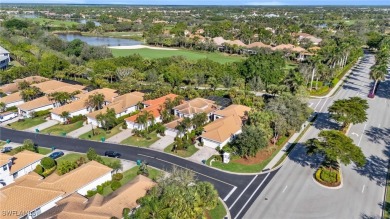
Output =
[{"x1": 244, "y1": 52, "x2": 390, "y2": 219}]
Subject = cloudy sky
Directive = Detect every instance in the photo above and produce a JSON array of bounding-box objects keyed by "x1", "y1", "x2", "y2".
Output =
[{"x1": 3, "y1": 0, "x2": 389, "y2": 5}]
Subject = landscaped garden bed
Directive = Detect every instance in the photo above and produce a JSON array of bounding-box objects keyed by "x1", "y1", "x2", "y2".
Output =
[
  {"x1": 79, "y1": 123, "x2": 123, "y2": 141},
  {"x1": 164, "y1": 142, "x2": 199, "y2": 158},
  {"x1": 314, "y1": 166, "x2": 342, "y2": 187},
  {"x1": 121, "y1": 131, "x2": 160, "y2": 147},
  {"x1": 41, "y1": 120, "x2": 84, "y2": 136}
]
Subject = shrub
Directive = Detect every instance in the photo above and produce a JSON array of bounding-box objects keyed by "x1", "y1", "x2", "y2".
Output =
[
  {"x1": 111, "y1": 180, "x2": 121, "y2": 191},
  {"x1": 34, "y1": 109, "x2": 51, "y2": 117},
  {"x1": 76, "y1": 156, "x2": 87, "y2": 167},
  {"x1": 320, "y1": 168, "x2": 338, "y2": 183},
  {"x1": 87, "y1": 147, "x2": 98, "y2": 161},
  {"x1": 34, "y1": 165, "x2": 44, "y2": 175},
  {"x1": 86, "y1": 190, "x2": 98, "y2": 197},
  {"x1": 122, "y1": 122, "x2": 127, "y2": 130},
  {"x1": 41, "y1": 157, "x2": 56, "y2": 169},
  {"x1": 6, "y1": 106, "x2": 17, "y2": 112},
  {"x1": 112, "y1": 173, "x2": 123, "y2": 181},
  {"x1": 97, "y1": 185, "x2": 104, "y2": 194},
  {"x1": 42, "y1": 166, "x2": 57, "y2": 177},
  {"x1": 57, "y1": 160, "x2": 77, "y2": 175},
  {"x1": 69, "y1": 115, "x2": 85, "y2": 124}
]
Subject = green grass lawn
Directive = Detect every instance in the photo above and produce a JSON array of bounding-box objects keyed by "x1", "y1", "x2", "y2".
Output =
[
  {"x1": 164, "y1": 143, "x2": 199, "y2": 158},
  {"x1": 56, "y1": 153, "x2": 119, "y2": 166},
  {"x1": 26, "y1": 18, "x2": 78, "y2": 27},
  {"x1": 82, "y1": 31, "x2": 143, "y2": 40},
  {"x1": 121, "y1": 132, "x2": 160, "y2": 147},
  {"x1": 41, "y1": 120, "x2": 84, "y2": 136},
  {"x1": 207, "y1": 199, "x2": 227, "y2": 219},
  {"x1": 8, "y1": 117, "x2": 46, "y2": 130},
  {"x1": 7, "y1": 147, "x2": 51, "y2": 156},
  {"x1": 206, "y1": 136, "x2": 289, "y2": 173},
  {"x1": 101, "y1": 166, "x2": 161, "y2": 196},
  {"x1": 111, "y1": 48, "x2": 244, "y2": 64},
  {"x1": 79, "y1": 124, "x2": 123, "y2": 141}
]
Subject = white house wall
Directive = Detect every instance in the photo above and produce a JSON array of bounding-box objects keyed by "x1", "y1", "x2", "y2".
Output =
[
  {"x1": 30, "y1": 196, "x2": 63, "y2": 218},
  {"x1": 0, "y1": 163, "x2": 13, "y2": 188},
  {"x1": 13, "y1": 159, "x2": 41, "y2": 180},
  {"x1": 77, "y1": 172, "x2": 112, "y2": 196},
  {"x1": 87, "y1": 117, "x2": 99, "y2": 127},
  {"x1": 0, "y1": 112, "x2": 17, "y2": 122},
  {"x1": 202, "y1": 129, "x2": 242, "y2": 149},
  {"x1": 20, "y1": 104, "x2": 54, "y2": 118},
  {"x1": 5, "y1": 100, "x2": 24, "y2": 108}
]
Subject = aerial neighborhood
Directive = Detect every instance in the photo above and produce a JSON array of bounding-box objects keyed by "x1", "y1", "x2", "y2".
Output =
[{"x1": 0, "y1": 4, "x2": 389, "y2": 219}]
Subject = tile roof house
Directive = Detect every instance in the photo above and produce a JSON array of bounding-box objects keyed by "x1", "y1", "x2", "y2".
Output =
[
  {"x1": 0, "y1": 76, "x2": 48, "y2": 95},
  {"x1": 0, "y1": 91, "x2": 24, "y2": 108},
  {"x1": 50, "y1": 88, "x2": 118, "y2": 123},
  {"x1": 0, "y1": 111, "x2": 17, "y2": 123},
  {"x1": 246, "y1": 42, "x2": 272, "y2": 49},
  {"x1": 0, "y1": 161, "x2": 113, "y2": 219},
  {"x1": 296, "y1": 32, "x2": 322, "y2": 45},
  {"x1": 0, "y1": 45, "x2": 10, "y2": 69},
  {"x1": 125, "y1": 93, "x2": 178, "y2": 130},
  {"x1": 36, "y1": 175, "x2": 156, "y2": 219},
  {"x1": 173, "y1": 98, "x2": 219, "y2": 119},
  {"x1": 0, "y1": 150, "x2": 45, "y2": 188},
  {"x1": 87, "y1": 92, "x2": 144, "y2": 127},
  {"x1": 201, "y1": 104, "x2": 251, "y2": 149},
  {"x1": 18, "y1": 96, "x2": 54, "y2": 118}
]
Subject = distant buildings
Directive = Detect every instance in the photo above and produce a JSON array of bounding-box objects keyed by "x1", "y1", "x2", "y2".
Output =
[{"x1": 0, "y1": 45, "x2": 10, "y2": 70}]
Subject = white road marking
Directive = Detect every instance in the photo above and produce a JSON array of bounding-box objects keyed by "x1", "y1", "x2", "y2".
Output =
[
  {"x1": 282, "y1": 185, "x2": 288, "y2": 193},
  {"x1": 378, "y1": 124, "x2": 381, "y2": 128},
  {"x1": 351, "y1": 132, "x2": 359, "y2": 137},
  {"x1": 308, "y1": 102, "x2": 313, "y2": 107},
  {"x1": 358, "y1": 123, "x2": 367, "y2": 146},
  {"x1": 224, "y1": 186, "x2": 237, "y2": 201},
  {"x1": 229, "y1": 175, "x2": 258, "y2": 210},
  {"x1": 137, "y1": 153, "x2": 235, "y2": 187},
  {"x1": 319, "y1": 97, "x2": 330, "y2": 112},
  {"x1": 313, "y1": 99, "x2": 323, "y2": 111},
  {"x1": 234, "y1": 172, "x2": 271, "y2": 219},
  {"x1": 362, "y1": 185, "x2": 365, "y2": 193}
]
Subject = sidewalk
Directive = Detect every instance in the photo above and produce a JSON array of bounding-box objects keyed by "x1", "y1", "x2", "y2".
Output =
[
  {"x1": 67, "y1": 122, "x2": 92, "y2": 138},
  {"x1": 106, "y1": 128, "x2": 133, "y2": 143},
  {"x1": 310, "y1": 57, "x2": 362, "y2": 99},
  {"x1": 25, "y1": 120, "x2": 58, "y2": 132},
  {"x1": 0, "y1": 117, "x2": 19, "y2": 127},
  {"x1": 149, "y1": 135, "x2": 174, "y2": 151}
]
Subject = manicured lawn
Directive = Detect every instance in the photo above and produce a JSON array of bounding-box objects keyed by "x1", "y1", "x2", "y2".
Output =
[
  {"x1": 121, "y1": 132, "x2": 160, "y2": 147},
  {"x1": 8, "y1": 117, "x2": 46, "y2": 130},
  {"x1": 164, "y1": 143, "x2": 199, "y2": 158},
  {"x1": 101, "y1": 166, "x2": 161, "y2": 196},
  {"x1": 41, "y1": 121, "x2": 84, "y2": 136},
  {"x1": 7, "y1": 147, "x2": 51, "y2": 156},
  {"x1": 111, "y1": 48, "x2": 245, "y2": 64},
  {"x1": 79, "y1": 124, "x2": 123, "y2": 141},
  {"x1": 56, "y1": 153, "x2": 119, "y2": 166},
  {"x1": 26, "y1": 18, "x2": 78, "y2": 27},
  {"x1": 207, "y1": 199, "x2": 227, "y2": 219},
  {"x1": 82, "y1": 31, "x2": 143, "y2": 40}
]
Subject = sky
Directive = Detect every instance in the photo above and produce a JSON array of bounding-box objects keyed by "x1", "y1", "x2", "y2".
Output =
[{"x1": 3, "y1": 0, "x2": 390, "y2": 5}]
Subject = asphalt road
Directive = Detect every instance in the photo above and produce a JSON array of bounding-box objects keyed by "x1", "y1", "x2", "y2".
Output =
[
  {"x1": 244, "y1": 52, "x2": 390, "y2": 219},
  {"x1": 0, "y1": 126, "x2": 277, "y2": 218}
]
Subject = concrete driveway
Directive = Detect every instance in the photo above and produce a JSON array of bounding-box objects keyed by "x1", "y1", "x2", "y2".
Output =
[
  {"x1": 67, "y1": 122, "x2": 93, "y2": 138},
  {"x1": 25, "y1": 120, "x2": 58, "y2": 132},
  {"x1": 149, "y1": 135, "x2": 174, "y2": 151},
  {"x1": 189, "y1": 146, "x2": 217, "y2": 163},
  {"x1": 106, "y1": 129, "x2": 133, "y2": 143}
]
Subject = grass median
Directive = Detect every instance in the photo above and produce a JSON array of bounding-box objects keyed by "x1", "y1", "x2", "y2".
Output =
[
  {"x1": 121, "y1": 131, "x2": 160, "y2": 147},
  {"x1": 41, "y1": 121, "x2": 84, "y2": 136},
  {"x1": 8, "y1": 117, "x2": 46, "y2": 130}
]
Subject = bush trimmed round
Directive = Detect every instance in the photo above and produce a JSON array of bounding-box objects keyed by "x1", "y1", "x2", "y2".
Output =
[
  {"x1": 112, "y1": 173, "x2": 123, "y2": 181},
  {"x1": 111, "y1": 180, "x2": 121, "y2": 191},
  {"x1": 41, "y1": 157, "x2": 56, "y2": 169}
]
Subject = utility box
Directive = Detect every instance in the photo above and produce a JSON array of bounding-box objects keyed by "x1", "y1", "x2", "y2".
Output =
[{"x1": 223, "y1": 152, "x2": 230, "y2": 164}]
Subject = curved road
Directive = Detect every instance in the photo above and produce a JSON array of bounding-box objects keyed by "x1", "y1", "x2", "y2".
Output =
[{"x1": 0, "y1": 127, "x2": 277, "y2": 219}]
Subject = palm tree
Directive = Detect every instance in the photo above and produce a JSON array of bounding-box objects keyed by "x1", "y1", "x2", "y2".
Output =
[
  {"x1": 370, "y1": 63, "x2": 387, "y2": 93},
  {"x1": 60, "y1": 111, "x2": 70, "y2": 124},
  {"x1": 20, "y1": 87, "x2": 43, "y2": 102},
  {"x1": 0, "y1": 102, "x2": 6, "y2": 113},
  {"x1": 308, "y1": 55, "x2": 322, "y2": 91},
  {"x1": 86, "y1": 93, "x2": 105, "y2": 111}
]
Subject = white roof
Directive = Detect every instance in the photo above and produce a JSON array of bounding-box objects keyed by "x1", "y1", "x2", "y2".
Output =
[{"x1": 0, "y1": 46, "x2": 9, "y2": 54}]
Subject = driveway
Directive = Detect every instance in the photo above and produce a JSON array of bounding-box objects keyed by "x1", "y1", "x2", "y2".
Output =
[
  {"x1": 25, "y1": 120, "x2": 58, "y2": 132},
  {"x1": 149, "y1": 135, "x2": 174, "y2": 151},
  {"x1": 0, "y1": 117, "x2": 20, "y2": 127},
  {"x1": 189, "y1": 146, "x2": 218, "y2": 163},
  {"x1": 67, "y1": 122, "x2": 92, "y2": 138},
  {"x1": 106, "y1": 128, "x2": 133, "y2": 143}
]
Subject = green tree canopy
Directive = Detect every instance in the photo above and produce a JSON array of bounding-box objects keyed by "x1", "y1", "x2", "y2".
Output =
[
  {"x1": 231, "y1": 125, "x2": 268, "y2": 158},
  {"x1": 305, "y1": 130, "x2": 366, "y2": 167},
  {"x1": 328, "y1": 97, "x2": 369, "y2": 128}
]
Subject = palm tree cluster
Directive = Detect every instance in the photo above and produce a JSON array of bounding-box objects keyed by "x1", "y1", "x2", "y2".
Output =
[
  {"x1": 370, "y1": 37, "x2": 389, "y2": 93},
  {"x1": 49, "y1": 90, "x2": 81, "y2": 107},
  {"x1": 85, "y1": 93, "x2": 105, "y2": 111},
  {"x1": 132, "y1": 167, "x2": 219, "y2": 219}
]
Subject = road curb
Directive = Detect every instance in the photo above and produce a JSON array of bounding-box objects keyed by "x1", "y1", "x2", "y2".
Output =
[{"x1": 219, "y1": 197, "x2": 232, "y2": 219}]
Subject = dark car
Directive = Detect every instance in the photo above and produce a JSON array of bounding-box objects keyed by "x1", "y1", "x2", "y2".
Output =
[
  {"x1": 49, "y1": 151, "x2": 64, "y2": 159},
  {"x1": 104, "y1": 151, "x2": 121, "y2": 158},
  {"x1": 1, "y1": 147, "x2": 12, "y2": 153}
]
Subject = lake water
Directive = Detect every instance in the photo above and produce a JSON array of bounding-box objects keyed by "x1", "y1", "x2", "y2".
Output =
[{"x1": 57, "y1": 34, "x2": 142, "y2": 47}]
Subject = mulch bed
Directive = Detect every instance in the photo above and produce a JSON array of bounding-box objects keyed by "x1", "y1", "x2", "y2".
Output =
[{"x1": 232, "y1": 144, "x2": 280, "y2": 165}]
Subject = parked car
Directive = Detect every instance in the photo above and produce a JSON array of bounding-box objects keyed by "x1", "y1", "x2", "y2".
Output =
[
  {"x1": 49, "y1": 151, "x2": 64, "y2": 159},
  {"x1": 104, "y1": 151, "x2": 121, "y2": 158},
  {"x1": 1, "y1": 147, "x2": 12, "y2": 153}
]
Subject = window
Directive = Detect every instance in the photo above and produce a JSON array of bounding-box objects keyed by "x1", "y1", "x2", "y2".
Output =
[
  {"x1": 13, "y1": 171, "x2": 18, "y2": 179},
  {"x1": 3, "y1": 165, "x2": 7, "y2": 171}
]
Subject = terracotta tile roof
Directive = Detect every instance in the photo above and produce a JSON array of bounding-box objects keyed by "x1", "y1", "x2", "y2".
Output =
[
  {"x1": 0, "y1": 185, "x2": 64, "y2": 219},
  {"x1": 125, "y1": 105, "x2": 161, "y2": 123},
  {"x1": 37, "y1": 161, "x2": 112, "y2": 194},
  {"x1": 87, "y1": 92, "x2": 144, "y2": 119},
  {"x1": 0, "y1": 91, "x2": 22, "y2": 104},
  {"x1": 224, "y1": 40, "x2": 247, "y2": 47},
  {"x1": 44, "y1": 85, "x2": 86, "y2": 95},
  {"x1": 201, "y1": 114, "x2": 243, "y2": 143},
  {"x1": 213, "y1": 37, "x2": 227, "y2": 46},
  {"x1": 18, "y1": 96, "x2": 53, "y2": 111},
  {"x1": 31, "y1": 80, "x2": 75, "y2": 93},
  {"x1": 164, "y1": 117, "x2": 183, "y2": 129},
  {"x1": 0, "y1": 83, "x2": 19, "y2": 94},
  {"x1": 13, "y1": 76, "x2": 48, "y2": 84},
  {"x1": 37, "y1": 175, "x2": 155, "y2": 219},
  {"x1": 76, "y1": 88, "x2": 118, "y2": 103},
  {"x1": 0, "y1": 76, "x2": 48, "y2": 94},
  {"x1": 214, "y1": 104, "x2": 251, "y2": 118},
  {"x1": 142, "y1": 93, "x2": 178, "y2": 107},
  {"x1": 173, "y1": 98, "x2": 218, "y2": 116},
  {"x1": 308, "y1": 46, "x2": 321, "y2": 51},
  {"x1": 10, "y1": 150, "x2": 45, "y2": 174},
  {"x1": 0, "y1": 153, "x2": 12, "y2": 167},
  {"x1": 50, "y1": 96, "x2": 88, "y2": 115},
  {"x1": 291, "y1": 46, "x2": 307, "y2": 53},
  {"x1": 246, "y1": 42, "x2": 272, "y2": 49},
  {"x1": 272, "y1": 44, "x2": 296, "y2": 51}
]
